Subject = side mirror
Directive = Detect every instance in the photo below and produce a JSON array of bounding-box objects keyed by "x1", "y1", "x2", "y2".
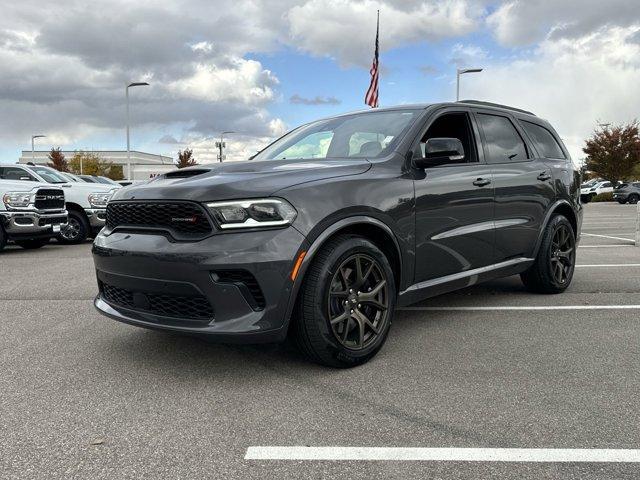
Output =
[{"x1": 413, "y1": 137, "x2": 465, "y2": 169}]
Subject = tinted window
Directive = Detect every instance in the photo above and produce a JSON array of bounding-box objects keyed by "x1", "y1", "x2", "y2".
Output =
[
  {"x1": 420, "y1": 112, "x2": 478, "y2": 163},
  {"x1": 602, "y1": 182, "x2": 612, "y2": 188},
  {"x1": 521, "y1": 121, "x2": 565, "y2": 159},
  {"x1": 633, "y1": 183, "x2": 640, "y2": 188},
  {"x1": 477, "y1": 114, "x2": 528, "y2": 164}
]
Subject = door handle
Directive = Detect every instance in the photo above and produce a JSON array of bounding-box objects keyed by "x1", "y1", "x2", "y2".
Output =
[
  {"x1": 537, "y1": 172, "x2": 552, "y2": 181},
  {"x1": 473, "y1": 178, "x2": 491, "y2": 187}
]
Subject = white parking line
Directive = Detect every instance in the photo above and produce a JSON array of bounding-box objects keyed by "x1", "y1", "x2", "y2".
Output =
[
  {"x1": 245, "y1": 446, "x2": 640, "y2": 463},
  {"x1": 398, "y1": 305, "x2": 640, "y2": 311},
  {"x1": 576, "y1": 264, "x2": 640, "y2": 267},
  {"x1": 579, "y1": 244, "x2": 635, "y2": 248},
  {"x1": 582, "y1": 233, "x2": 635, "y2": 242}
]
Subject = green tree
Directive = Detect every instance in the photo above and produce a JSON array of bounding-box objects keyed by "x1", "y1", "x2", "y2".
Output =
[
  {"x1": 176, "y1": 148, "x2": 197, "y2": 168},
  {"x1": 583, "y1": 122, "x2": 640, "y2": 184},
  {"x1": 69, "y1": 151, "x2": 113, "y2": 177},
  {"x1": 47, "y1": 148, "x2": 69, "y2": 172}
]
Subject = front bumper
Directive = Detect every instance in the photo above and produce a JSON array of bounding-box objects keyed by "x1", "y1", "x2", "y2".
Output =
[
  {"x1": 85, "y1": 208, "x2": 106, "y2": 227},
  {"x1": 92, "y1": 227, "x2": 308, "y2": 342},
  {"x1": 0, "y1": 210, "x2": 68, "y2": 237}
]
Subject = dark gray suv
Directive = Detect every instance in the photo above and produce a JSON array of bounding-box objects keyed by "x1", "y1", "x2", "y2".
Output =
[{"x1": 92, "y1": 101, "x2": 582, "y2": 367}]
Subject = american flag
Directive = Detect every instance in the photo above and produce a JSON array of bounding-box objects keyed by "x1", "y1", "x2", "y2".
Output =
[{"x1": 364, "y1": 10, "x2": 380, "y2": 108}]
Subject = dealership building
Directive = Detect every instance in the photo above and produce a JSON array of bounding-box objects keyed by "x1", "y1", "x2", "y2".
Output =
[{"x1": 19, "y1": 150, "x2": 175, "y2": 180}]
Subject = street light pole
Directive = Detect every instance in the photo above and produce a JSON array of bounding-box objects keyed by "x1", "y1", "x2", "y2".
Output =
[
  {"x1": 456, "y1": 68, "x2": 483, "y2": 101},
  {"x1": 31, "y1": 135, "x2": 46, "y2": 162},
  {"x1": 216, "y1": 131, "x2": 235, "y2": 162},
  {"x1": 126, "y1": 82, "x2": 149, "y2": 179}
]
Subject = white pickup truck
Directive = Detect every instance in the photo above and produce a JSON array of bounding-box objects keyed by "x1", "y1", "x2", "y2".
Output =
[
  {"x1": 0, "y1": 164, "x2": 119, "y2": 243},
  {"x1": 580, "y1": 180, "x2": 614, "y2": 203},
  {"x1": 0, "y1": 178, "x2": 68, "y2": 251}
]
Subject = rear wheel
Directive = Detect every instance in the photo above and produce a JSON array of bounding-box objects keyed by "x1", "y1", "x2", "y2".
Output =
[
  {"x1": 521, "y1": 215, "x2": 576, "y2": 294},
  {"x1": 15, "y1": 238, "x2": 49, "y2": 249},
  {"x1": 628, "y1": 194, "x2": 639, "y2": 205},
  {"x1": 58, "y1": 210, "x2": 89, "y2": 244},
  {"x1": 291, "y1": 235, "x2": 396, "y2": 368}
]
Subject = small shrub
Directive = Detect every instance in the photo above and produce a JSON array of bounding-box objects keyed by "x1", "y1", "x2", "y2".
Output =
[{"x1": 591, "y1": 192, "x2": 614, "y2": 202}]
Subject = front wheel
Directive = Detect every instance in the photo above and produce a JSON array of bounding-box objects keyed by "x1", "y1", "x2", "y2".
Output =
[
  {"x1": 521, "y1": 215, "x2": 576, "y2": 294},
  {"x1": 58, "y1": 210, "x2": 89, "y2": 244},
  {"x1": 291, "y1": 235, "x2": 396, "y2": 368}
]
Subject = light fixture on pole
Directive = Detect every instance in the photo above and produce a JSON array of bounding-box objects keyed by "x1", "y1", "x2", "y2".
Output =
[
  {"x1": 126, "y1": 82, "x2": 149, "y2": 179},
  {"x1": 456, "y1": 68, "x2": 483, "y2": 101},
  {"x1": 216, "y1": 131, "x2": 235, "y2": 162},
  {"x1": 31, "y1": 135, "x2": 46, "y2": 162}
]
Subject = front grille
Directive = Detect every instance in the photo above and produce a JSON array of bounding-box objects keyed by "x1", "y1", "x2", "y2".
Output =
[
  {"x1": 99, "y1": 281, "x2": 214, "y2": 321},
  {"x1": 214, "y1": 270, "x2": 266, "y2": 311},
  {"x1": 106, "y1": 202, "x2": 212, "y2": 239},
  {"x1": 34, "y1": 189, "x2": 65, "y2": 210},
  {"x1": 39, "y1": 216, "x2": 67, "y2": 226}
]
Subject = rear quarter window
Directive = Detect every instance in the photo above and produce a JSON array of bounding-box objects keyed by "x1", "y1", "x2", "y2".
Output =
[{"x1": 521, "y1": 121, "x2": 566, "y2": 160}]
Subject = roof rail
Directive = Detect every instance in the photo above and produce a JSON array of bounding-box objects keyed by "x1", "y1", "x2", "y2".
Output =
[{"x1": 458, "y1": 100, "x2": 535, "y2": 116}]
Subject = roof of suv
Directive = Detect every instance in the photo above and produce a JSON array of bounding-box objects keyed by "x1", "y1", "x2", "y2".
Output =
[{"x1": 336, "y1": 100, "x2": 541, "y2": 122}]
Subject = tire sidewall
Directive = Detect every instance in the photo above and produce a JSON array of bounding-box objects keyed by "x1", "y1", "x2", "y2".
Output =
[
  {"x1": 306, "y1": 237, "x2": 396, "y2": 366},
  {"x1": 629, "y1": 194, "x2": 639, "y2": 204},
  {"x1": 539, "y1": 216, "x2": 576, "y2": 291},
  {"x1": 58, "y1": 210, "x2": 88, "y2": 244}
]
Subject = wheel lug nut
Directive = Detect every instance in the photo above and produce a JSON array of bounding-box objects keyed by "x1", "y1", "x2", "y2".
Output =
[
  {"x1": 358, "y1": 304, "x2": 361, "y2": 308},
  {"x1": 350, "y1": 309, "x2": 354, "y2": 313}
]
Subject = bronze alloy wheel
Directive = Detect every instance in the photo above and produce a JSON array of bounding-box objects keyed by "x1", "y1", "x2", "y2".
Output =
[
  {"x1": 550, "y1": 223, "x2": 575, "y2": 285},
  {"x1": 327, "y1": 253, "x2": 389, "y2": 350}
]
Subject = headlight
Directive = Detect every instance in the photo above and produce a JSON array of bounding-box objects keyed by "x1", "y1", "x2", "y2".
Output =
[
  {"x1": 2, "y1": 192, "x2": 32, "y2": 207},
  {"x1": 206, "y1": 198, "x2": 297, "y2": 229},
  {"x1": 88, "y1": 192, "x2": 113, "y2": 208}
]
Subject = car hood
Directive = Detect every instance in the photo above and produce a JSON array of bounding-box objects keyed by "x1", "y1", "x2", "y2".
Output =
[
  {"x1": 60, "y1": 182, "x2": 118, "y2": 193},
  {"x1": 111, "y1": 159, "x2": 372, "y2": 202},
  {"x1": 0, "y1": 180, "x2": 57, "y2": 192}
]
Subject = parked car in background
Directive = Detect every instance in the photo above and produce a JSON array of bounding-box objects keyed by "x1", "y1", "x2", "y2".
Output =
[
  {"x1": 0, "y1": 177, "x2": 67, "y2": 251},
  {"x1": 93, "y1": 101, "x2": 582, "y2": 367},
  {"x1": 580, "y1": 180, "x2": 613, "y2": 203},
  {"x1": 613, "y1": 182, "x2": 640, "y2": 204},
  {"x1": 116, "y1": 180, "x2": 147, "y2": 187},
  {"x1": 0, "y1": 164, "x2": 118, "y2": 244}
]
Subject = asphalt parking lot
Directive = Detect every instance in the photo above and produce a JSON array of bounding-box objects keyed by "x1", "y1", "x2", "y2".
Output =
[{"x1": 2, "y1": 202, "x2": 640, "y2": 479}]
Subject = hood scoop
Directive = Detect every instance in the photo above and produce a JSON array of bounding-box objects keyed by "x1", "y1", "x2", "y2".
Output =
[{"x1": 165, "y1": 168, "x2": 211, "y2": 179}]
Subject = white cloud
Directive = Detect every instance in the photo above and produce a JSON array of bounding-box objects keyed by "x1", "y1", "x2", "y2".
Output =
[
  {"x1": 488, "y1": 0, "x2": 640, "y2": 47},
  {"x1": 167, "y1": 58, "x2": 278, "y2": 104},
  {"x1": 287, "y1": 0, "x2": 485, "y2": 66}
]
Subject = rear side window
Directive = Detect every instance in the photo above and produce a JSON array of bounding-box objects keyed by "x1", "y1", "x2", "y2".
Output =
[
  {"x1": 521, "y1": 121, "x2": 566, "y2": 159},
  {"x1": 476, "y1": 113, "x2": 528, "y2": 164}
]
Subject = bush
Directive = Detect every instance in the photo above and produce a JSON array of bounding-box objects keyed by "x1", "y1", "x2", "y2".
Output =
[{"x1": 591, "y1": 192, "x2": 615, "y2": 202}]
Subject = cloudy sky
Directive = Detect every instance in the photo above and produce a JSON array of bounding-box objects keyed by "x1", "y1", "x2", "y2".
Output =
[{"x1": 1, "y1": 0, "x2": 640, "y2": 163}]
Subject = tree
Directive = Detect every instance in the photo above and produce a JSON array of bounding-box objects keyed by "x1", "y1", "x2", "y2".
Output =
[
  {"x1": 176, "y1": 148, "x2": 197, "y2": 168},
  {"x1": 583, "y1": 122, "x2": 640, "y2": 184},
  {"x1": 47, "y1": 148, "x2": 69, "y2": 172},
  {"x1": 69, "y1": 151, "x2": 114, "y2": 177}
]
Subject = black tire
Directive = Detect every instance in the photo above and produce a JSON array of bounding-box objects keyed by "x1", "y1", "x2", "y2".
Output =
[
  {"x1": 58, "y1": 210, "x2": 89, "y2": 244},
  {"x1": 628, "y1": 194, "x2": 639, "y2": 205},
  {"x1": 617, "y1": 199, "x2": 627, "y2": 204},
  {"x1": 0, "y1": 225, "x2": 6, "y2": 252},
  {"x1": 291, "y1": 235, "x2": 396, "y2": 368},
  {"x1": 521, "y1": 215, "x2": 576, "y2": 294},
  {"x1": 15, "y1": 238, "x2": 49, "y2": 249}
]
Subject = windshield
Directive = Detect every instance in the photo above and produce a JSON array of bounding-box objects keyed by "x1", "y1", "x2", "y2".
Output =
[
  {"x1": 252, "y1": 110, "x2": 419, "y2": 161},
  {"x1": 30, "y1": 166, "x2": 69, "y2": 184}
]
